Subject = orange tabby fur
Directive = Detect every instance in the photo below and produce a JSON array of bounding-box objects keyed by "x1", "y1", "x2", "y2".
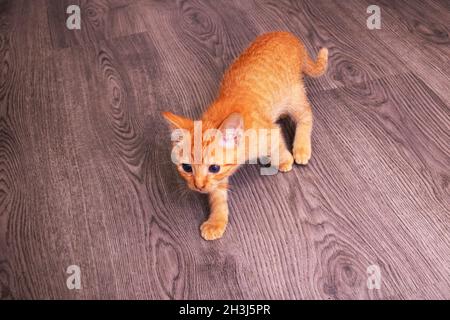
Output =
[{"x1": 163, "y1": 31, "x2": 328, "y2": 240}]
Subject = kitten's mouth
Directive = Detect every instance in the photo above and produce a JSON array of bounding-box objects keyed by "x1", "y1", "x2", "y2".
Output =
[{"x1": 189, "y1": 185, "x2": 209, "y2": 194}]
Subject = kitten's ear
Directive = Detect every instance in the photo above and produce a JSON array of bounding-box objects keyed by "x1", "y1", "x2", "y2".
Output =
[
  {"x1": 161, "y1": 111, "x2": 193, "y2": 130},
  {"x1": 219, "y1": 112, "x2": 243, "y2": 148}
]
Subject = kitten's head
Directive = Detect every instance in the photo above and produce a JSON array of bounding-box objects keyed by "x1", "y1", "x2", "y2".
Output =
[{"x1": 162, "y1": 111, "x2": 243, "y2": 193}]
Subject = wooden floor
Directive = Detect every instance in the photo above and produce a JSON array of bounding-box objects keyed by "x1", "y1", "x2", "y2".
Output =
[{"x1": 0, "y1": 0, "x2": 449, "y2": 300}]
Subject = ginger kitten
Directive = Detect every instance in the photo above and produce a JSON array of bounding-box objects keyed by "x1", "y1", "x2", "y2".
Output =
[{"x1": 162, "y1": 31, "x2": 328, "y2": 240}]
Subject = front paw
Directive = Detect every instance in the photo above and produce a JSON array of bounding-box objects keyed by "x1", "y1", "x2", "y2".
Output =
[
  {"x1": 278, "y1": 153, "x2": 294, "y2": 172},
  {"x1": 200, "y1": 219, "x2": 227, "y2": 240}
]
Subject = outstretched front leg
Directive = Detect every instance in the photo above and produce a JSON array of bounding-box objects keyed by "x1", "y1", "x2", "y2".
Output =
[{"x1": 201, "y1": 183, "x2": 229, "y2": 240}]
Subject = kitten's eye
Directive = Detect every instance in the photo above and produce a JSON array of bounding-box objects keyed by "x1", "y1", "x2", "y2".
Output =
[
  {"x1": 209, "y1": 165, "x2": 220, "y2": 173},
  {"x1": 181, "y1": 163, "x2": 192, "y2": 173}
]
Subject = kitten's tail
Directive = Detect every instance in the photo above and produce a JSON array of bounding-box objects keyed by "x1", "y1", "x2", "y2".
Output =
[{"x1": 303, "y1": 48, "x2": 328, "y2": 77}]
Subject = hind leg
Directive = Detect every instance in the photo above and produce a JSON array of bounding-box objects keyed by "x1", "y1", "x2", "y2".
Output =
[{"x1": 290, "y1": 88, "x2": 313, "y2": 165}]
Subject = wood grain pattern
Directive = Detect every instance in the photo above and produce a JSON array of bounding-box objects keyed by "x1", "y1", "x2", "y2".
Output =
[
  {"x1": 0, "y1": 0, "x2": 449, "y2": 300},
  {"x1": 47, "y1": 0, "x2": 149, "y2": 49},
  {"x1": 338, "y1": 0, "x2": 450, "y2": 102}
]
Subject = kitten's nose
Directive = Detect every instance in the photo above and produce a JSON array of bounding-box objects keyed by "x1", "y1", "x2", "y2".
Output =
[{"x1": 194, "y1": 179, "x2": 206, "y2": 190}]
